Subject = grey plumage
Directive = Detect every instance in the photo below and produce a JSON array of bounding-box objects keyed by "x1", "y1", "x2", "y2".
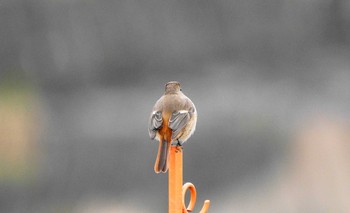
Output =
[
  {"x1": 148, "y1": 81, "x2": 197, "y2": 173},
  {"x1": 148, "y1": 111, "x2": 162, "y2": 139}
]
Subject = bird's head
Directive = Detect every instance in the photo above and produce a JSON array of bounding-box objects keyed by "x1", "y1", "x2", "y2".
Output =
[{"x1": 165, "y1": 81, "x2": 182, "y2": 94}]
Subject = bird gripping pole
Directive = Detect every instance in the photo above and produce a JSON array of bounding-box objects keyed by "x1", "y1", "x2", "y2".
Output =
[{"x1": 168, "y1": 146, "x2": 210, "y2": 213}]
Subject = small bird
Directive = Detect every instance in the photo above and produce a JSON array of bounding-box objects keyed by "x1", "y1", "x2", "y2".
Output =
[{"x1": 148, "y1": 81, "x2": 197, "y2": 173}]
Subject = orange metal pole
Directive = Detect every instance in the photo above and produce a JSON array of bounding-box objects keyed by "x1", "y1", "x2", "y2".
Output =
[
  {"x1": 169, "y1": 146, "x2": 183, "y2": 213},
  {"x1": 168, "y1": 146, "x2": 210, "y2": 213}
]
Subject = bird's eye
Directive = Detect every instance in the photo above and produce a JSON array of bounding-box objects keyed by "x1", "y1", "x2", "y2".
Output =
[{"x1": 180, "y1": 88, "x2": 182, "y2": 91}]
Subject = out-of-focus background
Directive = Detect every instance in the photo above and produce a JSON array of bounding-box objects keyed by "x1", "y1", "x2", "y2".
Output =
[{"x1": 1, "y1": 0, "x2": 350, "y2": 212}]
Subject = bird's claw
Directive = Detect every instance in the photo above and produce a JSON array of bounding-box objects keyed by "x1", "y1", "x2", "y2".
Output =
[
  {"x1": 171, "y1": 139, "x2": 182, "y2": 146},
  {"x1": 172, "y1": 140, "x2": 183, "y2": 154}
]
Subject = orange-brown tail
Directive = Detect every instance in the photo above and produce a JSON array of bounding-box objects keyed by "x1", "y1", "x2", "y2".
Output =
[{"x1": 154, "y1": 139, "x2": 170, "y2": 173}]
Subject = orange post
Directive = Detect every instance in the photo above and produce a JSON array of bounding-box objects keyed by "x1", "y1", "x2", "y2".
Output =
[
  {"x1": 168, "y1": 146, "x2": 210, "y2": 213},
  {"x1": 169, "y1": 146, "x2": 183, "y2": 213}
]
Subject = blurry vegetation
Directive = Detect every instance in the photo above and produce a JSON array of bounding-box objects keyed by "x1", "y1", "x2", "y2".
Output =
[{"x1": 0, "y1": 72, "x2": 39, "y2": 184}]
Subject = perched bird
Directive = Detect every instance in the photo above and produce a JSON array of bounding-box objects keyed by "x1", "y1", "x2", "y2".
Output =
[{"x1": 148, "y1": 81, "x2": 197, "y2": 173}]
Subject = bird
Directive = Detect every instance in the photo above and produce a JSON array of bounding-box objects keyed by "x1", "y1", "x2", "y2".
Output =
[{"x1": 148, "y1": 81, "x2": 197, "y2": 173}]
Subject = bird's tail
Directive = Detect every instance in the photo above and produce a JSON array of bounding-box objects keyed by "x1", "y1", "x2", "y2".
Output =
[{"x1": 154, "y1": 139, "x2": 170, "y2": 173}]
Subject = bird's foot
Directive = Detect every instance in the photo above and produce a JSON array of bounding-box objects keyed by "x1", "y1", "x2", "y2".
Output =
[
  {"x1": 177, "y1": 139, "x2": 182, "y2": 147},
  {"x1": 172, "y1": 140, "x2": 183, "y2": 152},
  {"x1": 171, "y1": 139, "x2": 182, "y2": 146}
]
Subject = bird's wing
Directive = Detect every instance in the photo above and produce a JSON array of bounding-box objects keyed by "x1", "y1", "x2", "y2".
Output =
[
  {"x1": 169, "y1": 110, "x2": 191, "y2": 140},
  {"x1": 148, "y1": 111, "x2": 163, "y2": 139}
]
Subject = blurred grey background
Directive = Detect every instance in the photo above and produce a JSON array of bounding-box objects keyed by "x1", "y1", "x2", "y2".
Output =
[{"x1": 1, "y1": 0, "x2": 350, "y2": 212}]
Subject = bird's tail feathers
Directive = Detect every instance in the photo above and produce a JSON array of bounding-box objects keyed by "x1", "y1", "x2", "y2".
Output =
[{"x1": 154, "y1": 139, "x2": 170, "y2": 173}]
